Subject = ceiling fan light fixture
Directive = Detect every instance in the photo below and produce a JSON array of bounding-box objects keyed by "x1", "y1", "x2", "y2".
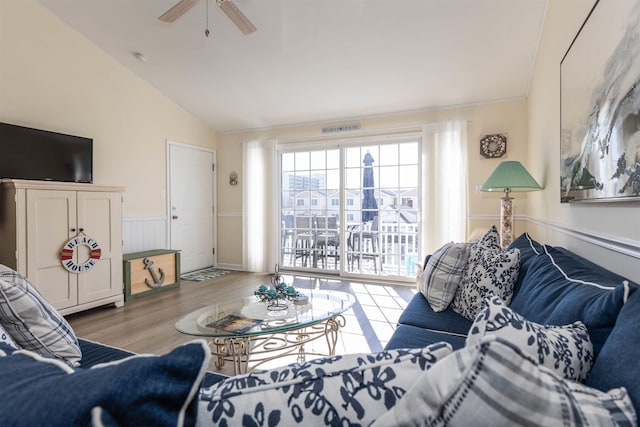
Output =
[
  {"x1": 158, "y1": 0, "x2": 199, "y2": 22},
  {"x1": 133, "y1": 52, "x2": 147, "y2": 62},
  {"x1": 217, "y1": 0, "x2": 257, "y2": 34}
]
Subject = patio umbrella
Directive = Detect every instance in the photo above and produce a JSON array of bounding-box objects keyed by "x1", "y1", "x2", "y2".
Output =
[{"x1": 362, "y1": 152, "x2": 378, "y2": 222}]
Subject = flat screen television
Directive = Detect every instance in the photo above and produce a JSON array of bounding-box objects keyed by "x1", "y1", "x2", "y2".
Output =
[{"x1": 0, "y1": 122, "x2": 93, "y2": 184}]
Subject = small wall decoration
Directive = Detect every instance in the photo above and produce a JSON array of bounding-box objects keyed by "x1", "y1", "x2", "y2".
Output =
[
  {"x1": 560, "y1": 0, "x2": 640, "y2": 202},
  {"x1": 229, "y1": 171, "x2": 238, "y2": 185},
  {"x1": 480, "y1": 134, "x2": 507, "y2": 158},
  {"x1": 60, "y1": 235, "x2": 102, "y2": 273}
]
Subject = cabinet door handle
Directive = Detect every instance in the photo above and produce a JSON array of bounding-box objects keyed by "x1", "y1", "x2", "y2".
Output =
[
  {"x1": 172, "y1": 215, "x2": 179, "y2": 220},
  {"x1": 79, "y1": 228, "x2": 84, "y2": 232},
  {"x1": 71, "y1": 228, "x2": 76, "y2": 232}
]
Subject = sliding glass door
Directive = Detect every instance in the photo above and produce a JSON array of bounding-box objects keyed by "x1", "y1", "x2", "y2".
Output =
[
  {"x1": 279, "y1": 138, "x2": 420, "y2": 282},
  {"x1": 343, "y1": 143, "x2": 419, "y2": 278},
  {"x1": 280, "y1": 149, "x2": 341, "y2": 271}
]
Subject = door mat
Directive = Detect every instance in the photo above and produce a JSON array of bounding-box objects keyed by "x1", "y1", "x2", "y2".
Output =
[{"x1": 181, "y1": 267, "x2": 231, "y2": 282}]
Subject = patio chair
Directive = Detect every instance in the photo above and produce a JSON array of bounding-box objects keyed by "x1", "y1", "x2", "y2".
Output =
[
  {"x1": 348, "y1": 216, "x2": 381, "y2": 273},
  {"x1": 281, "y1": 214, "x2": 295, "y2": 265},
  {"x1": 315, "y1": 216, "x2": 340, "y2": 269},
  {"x1": 294, "y1": 216, "x2": 315, "y2": 267}
]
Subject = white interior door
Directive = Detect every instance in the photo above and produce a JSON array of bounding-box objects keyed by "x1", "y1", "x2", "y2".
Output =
[{"x1": 168, "y1": 142, "x2": 215, "y2": 273}]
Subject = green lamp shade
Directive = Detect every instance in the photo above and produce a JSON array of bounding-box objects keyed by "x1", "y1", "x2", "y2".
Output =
[{"x1": 481, "y1": 161, "x2": 542, "y2": 192}]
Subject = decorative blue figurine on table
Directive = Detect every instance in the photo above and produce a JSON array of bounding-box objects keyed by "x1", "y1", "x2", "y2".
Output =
[{"x1": 255, "y1": 266, "x2": 303, "y2": 310}]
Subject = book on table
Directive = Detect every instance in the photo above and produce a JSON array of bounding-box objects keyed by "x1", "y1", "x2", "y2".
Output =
[{"x1": 206, "y1": 314, "x2": 262, "y2": 333}]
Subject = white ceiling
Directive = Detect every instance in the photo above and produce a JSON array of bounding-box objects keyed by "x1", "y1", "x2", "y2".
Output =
[{"x1": 35, "y1": 0, "x2": 548, "y2": 133}]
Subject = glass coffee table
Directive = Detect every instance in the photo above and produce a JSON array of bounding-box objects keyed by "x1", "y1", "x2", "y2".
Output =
[{"x1": 175, "y1": 290, "x2": 354, "y2": 374}]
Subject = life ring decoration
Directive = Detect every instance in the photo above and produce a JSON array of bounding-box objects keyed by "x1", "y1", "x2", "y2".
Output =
[{"x1": 60, "y1": 235, "x2": 102, "y2": 273}]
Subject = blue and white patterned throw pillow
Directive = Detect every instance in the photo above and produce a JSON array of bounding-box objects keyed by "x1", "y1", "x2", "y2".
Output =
[
  {"x1": 467, "y1": 295, "x2": 594, "y2": 382},
  {"x1": 198, "y1": 342, "x2": 453, "y2": 426},
  {"x1": 473, "y1": 225, "x2": 502, "y2": 251},
  {"x1": 372, "y1": 336, "x2": 636, "y2": 427},
  {"x1": 0, "y1": 266, "x2": 81, "y2": 365},
  {"x1": 0, "y1": 323, "x2": 18, "y2": 349},
  {"x1": 450, "y1": 245, "x2": 520, "y2": 320},
  {"x1": 419, "y1": 242, "x2": 470, "y2": 312}
]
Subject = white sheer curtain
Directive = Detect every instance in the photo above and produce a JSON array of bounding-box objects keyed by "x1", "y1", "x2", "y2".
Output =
[
  {"x1": 242, "y1": 139, "x2": 278, "y2": 273},
  {"x1": 421, "y1": 120, "x2": 468, "y2": 254}
]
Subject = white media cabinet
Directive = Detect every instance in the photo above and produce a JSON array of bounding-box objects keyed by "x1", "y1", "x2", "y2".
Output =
[{"x1": 0, "y1": 179, "x2": 125, "y2": 315}]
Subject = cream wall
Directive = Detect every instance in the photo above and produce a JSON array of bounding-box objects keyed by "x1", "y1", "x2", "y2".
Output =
[
  {"x1": 216, "y1": 100, "x2": 530, "y2": 269},
  {"x1": 527, "y1": 0, "x2": 640, "y2": 283},
  {"x1": 6, "y1": 0, "x2": 636, "y2": 280},
  {"x1": 218, "y1": 0, "x2": 640, "y2": 279},
  {"x1": 0, "y1": 0, "x2": 217, "y2": 218}
]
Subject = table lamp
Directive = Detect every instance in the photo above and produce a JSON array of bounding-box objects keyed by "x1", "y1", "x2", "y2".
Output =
[{"x1": 481, "y1": 161, "x2": 542, "y2": 250}]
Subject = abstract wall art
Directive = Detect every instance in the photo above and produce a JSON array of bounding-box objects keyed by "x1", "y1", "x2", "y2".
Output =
[{"x1": 560, "y1": 0, "x2": 640, "y2": 202}]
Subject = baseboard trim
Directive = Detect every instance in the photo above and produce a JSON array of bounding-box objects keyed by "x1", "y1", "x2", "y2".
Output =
[
  {"x1": 217, "y1": 212, "x2": 242, "y2": 217},
  {"x1": 216, "y1": 262, "x2": 244, "y2": 270}
]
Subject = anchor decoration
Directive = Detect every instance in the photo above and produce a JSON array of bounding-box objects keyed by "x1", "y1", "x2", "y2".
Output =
[{"x1": 143, "y1": 257, "x2": 165, "y2": 289}]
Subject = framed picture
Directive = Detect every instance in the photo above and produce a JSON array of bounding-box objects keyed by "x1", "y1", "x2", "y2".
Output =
[{"x1": 560, "y1": 0, "x2": 640, "y2": 202}]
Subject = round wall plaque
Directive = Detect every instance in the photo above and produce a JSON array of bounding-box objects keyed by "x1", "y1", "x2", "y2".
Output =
[{"x1": 480, "y1": 134, "x2": 507, "y2": 158}]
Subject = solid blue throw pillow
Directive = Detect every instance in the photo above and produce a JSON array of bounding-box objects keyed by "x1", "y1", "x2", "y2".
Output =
[
  {"x1": 509, "y1": 245, "x2": 632, "y2": 356},
  {"x1": 506, "y1": 232, "x2": 543, "y2": 263},
  {"x1": 0, "y1": 340, "x2": 210, "y2": 427},
  {"x1": 587, "y1": 286, "x2": 640, "y2": 412},
  {"x1": 507, "y1": 232, "x2": 543, "y2": 297}
]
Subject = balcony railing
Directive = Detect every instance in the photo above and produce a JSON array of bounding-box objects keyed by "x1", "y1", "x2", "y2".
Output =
[{"x1": 280, "y1": 218, "x2": 419, "y2": 279}]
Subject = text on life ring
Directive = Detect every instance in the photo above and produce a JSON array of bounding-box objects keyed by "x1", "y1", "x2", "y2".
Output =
[{"x1": 60, "y1": 235, "x2": 102, "y2": 273}]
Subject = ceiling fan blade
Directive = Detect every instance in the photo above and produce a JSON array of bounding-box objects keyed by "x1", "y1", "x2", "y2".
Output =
[
  {"x1": 159, "y1": 0, "x2": 199, "y2": 23},
  {"x1": 218, "y1": 0, "x2": 257, "y2": 34}
]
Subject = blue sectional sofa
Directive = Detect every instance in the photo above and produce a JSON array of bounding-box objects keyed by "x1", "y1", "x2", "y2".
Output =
[
  {"x1": 385, "y1": 232, "x2": 640, "y2": 415},
  {"x1": 0, "y1": 231, "x2": 638, "y2": 426}
]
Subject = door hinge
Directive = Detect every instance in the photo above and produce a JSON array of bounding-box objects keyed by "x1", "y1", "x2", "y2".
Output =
[
  {"x1": 212, "y1": 164, "x2": 215, "y2": 172},
  {"x1": 212, "y1": 248, "x2": 215, "y2": 255}
]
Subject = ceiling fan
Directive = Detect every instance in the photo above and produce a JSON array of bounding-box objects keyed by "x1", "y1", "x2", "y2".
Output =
[{"x1": 159, "y1": 0, "x2": 256, "y2": 35}]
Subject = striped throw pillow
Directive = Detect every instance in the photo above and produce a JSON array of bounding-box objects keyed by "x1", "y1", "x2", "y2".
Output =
[
  {"x1": 418, "y1": 242, "x2": 469, "y2": 312},
  {"x1": 0, "y1": 267, "x2": 81, "y2": 366},
  {"x1": 372, "y1": 336, "x2": 636, "y2": 426}
]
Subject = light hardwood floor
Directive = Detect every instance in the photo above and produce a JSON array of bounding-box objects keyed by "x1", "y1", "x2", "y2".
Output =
[
  {"x1": 67, "y1": 271, "x2": 269, "y2": 353},
  {"x1": 66, "y1": 271, "x2": 416, "y2": 375}
]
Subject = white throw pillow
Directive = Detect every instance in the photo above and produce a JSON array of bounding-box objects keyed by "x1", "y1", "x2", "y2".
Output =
[
  {"x1": 418, "y1": 242, "x2": 469, "y2": 312},
  {"x1": 450, "y1": 245, "x2": 520, "y2": 320},
  {"x1": 373, "y1": 336, "x2": 636, "y2": 427},
  {"x1": 467, "y1": 295, "x2": 594, "y2": 382},
  {"x1": 198, "y1": 342, "x2": 453, "y2": 426}
]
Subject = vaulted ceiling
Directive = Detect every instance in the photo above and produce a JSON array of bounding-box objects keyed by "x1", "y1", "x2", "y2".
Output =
[{"x1": 35, "y1": 0, "x2": 548, "y2": 132}]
